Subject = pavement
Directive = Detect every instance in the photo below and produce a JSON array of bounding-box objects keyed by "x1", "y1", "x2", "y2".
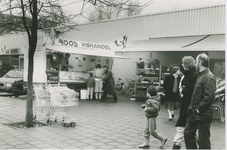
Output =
[{"x1": 0, "y1": 94, "x2": 225, "y2": 149}]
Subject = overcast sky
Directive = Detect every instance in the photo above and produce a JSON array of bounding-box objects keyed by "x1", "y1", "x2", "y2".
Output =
[
  {"x1": 142, "y1": 0, "x2": 225, "y2": 14},
  {"x1": 63, "y1": 0, "x2": 225, "y2": 23}
]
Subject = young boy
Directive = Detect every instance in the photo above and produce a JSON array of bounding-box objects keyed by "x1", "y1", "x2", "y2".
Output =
[
  {"x1": 139, "y1": 85, "x2": 168, "y2": 148},
  {"x1": 85, "y1": 73, "x2": 95, "y2": 100}
]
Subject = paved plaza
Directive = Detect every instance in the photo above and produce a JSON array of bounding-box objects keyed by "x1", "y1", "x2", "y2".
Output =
[{"x1": 0, "y1": 94, "x2": 225, "y2": 149}]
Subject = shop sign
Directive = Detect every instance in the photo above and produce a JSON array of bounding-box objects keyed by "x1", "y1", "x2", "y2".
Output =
[
  {"x1": 56, "y1": 39, "x2": 111, "y2": 50},
  {"x1": 0, "y1": 47, "x2": 21, "y2": 55}
]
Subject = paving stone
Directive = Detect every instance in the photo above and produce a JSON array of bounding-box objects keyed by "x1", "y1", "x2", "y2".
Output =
[
  {"x1": 0, "y1": 144, "x2": 16, "y2": 149},
  {"x1": 0, "y1": 95, "x2": 225, "y2": 149},
  {"x1": 13, "y1": 143, "x2": 38, "y2": 149}
]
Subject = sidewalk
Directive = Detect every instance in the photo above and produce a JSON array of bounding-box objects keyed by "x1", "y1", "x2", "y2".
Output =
[{"x1": 0, "y1": 95, "x2": 225, "y2": 149}]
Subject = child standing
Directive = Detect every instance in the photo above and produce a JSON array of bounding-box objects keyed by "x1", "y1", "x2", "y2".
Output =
[
  {"x1": 85, "y1": 73, "x2": 95, "y2": 100},
  {"x1": 139, "y1": 85, "x2": 168, "y2": 148}
]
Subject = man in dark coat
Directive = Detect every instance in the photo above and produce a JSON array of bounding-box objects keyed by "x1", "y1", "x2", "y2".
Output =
[
  {"x1": 172, "y1": 56, "x2": 198, "y2": 149},
  {"x1": 163, "y1": 66, "x2": 181, "y2": 121},
  {"x1": 184, "y1": 53, "x2": 216, "y2": 149},
  {"x1": 101, "y1": 65, "x2": 117, "y2": 102}
]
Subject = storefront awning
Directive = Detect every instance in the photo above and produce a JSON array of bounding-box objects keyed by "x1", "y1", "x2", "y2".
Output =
[
  {"x1": 46, "y1": 45, "x2": 129, "y2": 59},
  {"x1": 124, "y1": 34, "x2": 225, "y2": 51}
]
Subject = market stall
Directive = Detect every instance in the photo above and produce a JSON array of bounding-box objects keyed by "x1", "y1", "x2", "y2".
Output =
[{"x1": 23, "y1": 38, "x2": 129, "y2": 94}]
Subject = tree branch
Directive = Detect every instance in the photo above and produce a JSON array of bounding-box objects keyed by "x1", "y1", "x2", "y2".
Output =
[{"x1": 20, "y1": 0, "x2": 31, "y2": 40}]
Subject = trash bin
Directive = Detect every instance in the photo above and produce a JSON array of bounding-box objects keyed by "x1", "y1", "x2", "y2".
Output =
[{"x1": 80, "y1": 89, "x2": 87, "y2": 100}]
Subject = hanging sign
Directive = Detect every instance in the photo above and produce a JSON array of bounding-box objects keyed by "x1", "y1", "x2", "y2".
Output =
[{"x1": 55, "y1": 39, "x2": 112, "y2": 50}]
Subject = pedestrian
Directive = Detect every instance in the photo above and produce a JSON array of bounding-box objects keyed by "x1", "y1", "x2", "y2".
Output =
[
  {"x1": 93, "y1": 64, "x2": 103, "y2": 100},
  {"x1": 172, "y1": 56, "x2": 198, "y2": 149},
  {"x1": 184, "y1": 53, "x2": 216, "y2": 149},
  {"x1": 139, "y1": 85, "x2": 168, "y2": 149},
  {"x1": 101, "y1": 65, "x2": 117, "y2": 102},
  {"x1": 163, "y1": 66, "x2": 181, "y2": 121},
  {"x1": 85, "y1": 72, "x2": 95, "y2": 100}
]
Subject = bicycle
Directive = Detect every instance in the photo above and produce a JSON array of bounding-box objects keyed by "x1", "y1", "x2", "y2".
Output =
[
  {"x1": 125, "y1": 79, "x2": 135, "y2": 97},
  {"x1": 115, "y1": 78, "x2": 125, "y2": 95}
]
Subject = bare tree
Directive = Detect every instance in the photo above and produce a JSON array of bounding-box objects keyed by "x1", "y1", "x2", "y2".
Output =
[
  {"x1": 0, "y1": 0, "x2": 79, "y2": 127},
  {"x1": 88, "y1": 0, "x2": 152, "y2": 21},
  {"x1": 0, "y1": 0, "x2": 152, "y2": 127}
]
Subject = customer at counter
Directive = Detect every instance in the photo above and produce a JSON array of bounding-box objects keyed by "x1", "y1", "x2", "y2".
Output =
[
  {"x1": 61, "y1": 53, "x2": 73, "y2": 71},
  {"x1": 101, "y1": 65, "x2": 117, "y2": 103},
  {"x1": 93, "y1": 64, "x2": 103, "y2": 100}
]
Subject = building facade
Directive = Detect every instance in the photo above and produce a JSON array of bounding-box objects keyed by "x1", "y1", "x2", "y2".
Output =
[
  {"x1": 0, "y1": 5, "x2": 225, "y2": 82},
  {"x1": 59, "y1": 5, "x2": 225, "y2": 81}
]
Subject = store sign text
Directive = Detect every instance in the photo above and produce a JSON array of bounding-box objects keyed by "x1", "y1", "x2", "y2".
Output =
[
  {"x1": 4, "y1": 49, "x2": 19, "y2": 54},
  {"x1": 58, "y1": 39, "x2": 111, "y2": 50}
]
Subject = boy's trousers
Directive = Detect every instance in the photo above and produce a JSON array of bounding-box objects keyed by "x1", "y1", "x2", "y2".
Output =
[
  {"x1": 144, "y1": 117, "x2": 166, "y2": 140},
  {"x1": 87, "y1": 87, "x2": 94, "y2": 99}
]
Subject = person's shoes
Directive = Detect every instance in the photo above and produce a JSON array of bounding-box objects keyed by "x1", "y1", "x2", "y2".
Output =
[
  {"x1": 139, "y1": 143, "x2": 149, "y2": 148},
  {"x1": 172, "y1": 144, "x2": 181, "y2": 149},
  {"x1": 139, "y1": 139, "x2": 149, "y2": 148},
  {"x1": 169, "y1": 118, "x2": 172, "y2": 121},
  {"x1": 160, "y1": 138, "x2": 168, "y2": 148}
]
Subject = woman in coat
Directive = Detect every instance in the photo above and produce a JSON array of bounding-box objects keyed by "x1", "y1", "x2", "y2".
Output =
[
  {"x1": 172, "y1": 56, "x2": 198, "y2": 149},
  {"x1": 163, "y1": 66, "x2": 181, "y2": 121},
  {"x1": 101, "y1": 65, "x2": 117, "y2": 102}
]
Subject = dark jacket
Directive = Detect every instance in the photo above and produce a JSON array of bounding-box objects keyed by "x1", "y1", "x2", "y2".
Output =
[
  {"x1": 175, "y1": 67, "x2": 198, "y2": 127},
  {"x1": 102, "y1": 70, "x2": 116, "y2": 95},
  {"x1": 86, "y1": 77, "x2": 95, "y2": 88},
  {"x1": 163, "y1": 74, "x2": 181, "y2": 102},
  {"x1": 187, "y1": 69, "x2": 216, "y2": 123},
  {"x1": 144, "y1": 96, "x2": 160, "y2": 118}
]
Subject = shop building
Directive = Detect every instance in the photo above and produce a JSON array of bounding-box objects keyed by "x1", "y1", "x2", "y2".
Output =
[
  {"x1": 0, "y1": 4, "x2": 225, "y2": 89},
  {"x1": 58, "y1": 4, "x2": 225, "y2": 82}
]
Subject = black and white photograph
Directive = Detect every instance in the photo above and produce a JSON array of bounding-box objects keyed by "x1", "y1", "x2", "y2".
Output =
[{"x1": 0, "y1": 0, "x2": 225, "y2": 149}]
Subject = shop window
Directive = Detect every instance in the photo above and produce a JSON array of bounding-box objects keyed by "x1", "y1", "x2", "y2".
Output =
[
  {"x1": 11, "y1": 55, "x2": 19, "y2": 68},
  {"x1": 12, "y1": 55, "x2": 19, "y2": 59}
]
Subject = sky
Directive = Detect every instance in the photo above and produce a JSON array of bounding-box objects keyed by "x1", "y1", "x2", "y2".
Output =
[
  {"x1": 63, "y1": 0, "x2": 225, "y2": 24},
  {"x1": 142, "y1": 0, "x2": 225, "y2": 15}
]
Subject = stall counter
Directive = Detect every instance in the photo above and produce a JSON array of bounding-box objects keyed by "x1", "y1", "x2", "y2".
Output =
[{"x1": 46, "y1": 70, "x2": 89, "y2": 91}]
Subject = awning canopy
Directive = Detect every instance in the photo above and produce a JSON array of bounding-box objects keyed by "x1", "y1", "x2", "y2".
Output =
[
  {"x1": 123, "y1": 34, "x2": 225, "y2": 51},
  {"x1": 46, "y1": 45, "x2": 129, "y2": 59}
]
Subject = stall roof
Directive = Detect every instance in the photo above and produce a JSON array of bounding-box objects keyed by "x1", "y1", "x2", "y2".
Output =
[
  {"x1": 124, "y1": 34, "x2": 225, "y2": 51},
  {"x1": 46, "y1": 45, "x2": 129, "y2": 59}
]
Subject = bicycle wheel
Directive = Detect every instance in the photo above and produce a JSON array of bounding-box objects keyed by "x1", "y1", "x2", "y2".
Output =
[{"x1": 116, "y1": 85, "x2": 124, "y2": 95}]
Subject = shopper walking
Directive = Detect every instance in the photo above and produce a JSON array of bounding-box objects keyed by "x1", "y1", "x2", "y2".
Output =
[
  {"x1": 101, "y1": 65, "x2": 117, "y2": 102},
  {"x1": 93, "y1": 64, "x2": 103, "y2": 100},
  {"x1": 139, "y1": 85, "x2": 168, "y2": 149},
  {"x1": 184, "y1": 53, "x2": 216, "y2": 149},
  {"x1": 163, "y1": 66, "x2": 181, "y2": 121},
  {"x1": 85, "y1": 73, "x2": 95, "y2": 100},
  {"x1": 172, "y1": 56, "x2": 198, "y2": 149}
]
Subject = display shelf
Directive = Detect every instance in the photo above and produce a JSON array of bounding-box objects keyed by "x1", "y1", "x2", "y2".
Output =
[{"x1": 134, "y1": 63, "x2": 163, "y2": 101}]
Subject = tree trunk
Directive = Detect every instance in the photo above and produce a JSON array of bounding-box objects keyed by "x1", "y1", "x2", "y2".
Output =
[
  {"x1": 25, "y1": 50, "x2": 34, "y2": 127},
  {"x1": 25, "y1": 0, "x2": 38, "y2": 127}
]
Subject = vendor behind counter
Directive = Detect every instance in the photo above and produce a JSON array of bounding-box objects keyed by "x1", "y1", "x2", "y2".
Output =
[{"x1": 61, "y1": 53, "x2": 73, "y2": 71}]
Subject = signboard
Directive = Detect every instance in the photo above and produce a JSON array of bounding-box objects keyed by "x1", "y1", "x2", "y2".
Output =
[
  {"x1": 55, "y1": 39, "x2": 112, "y2": 50},
  {"x1": 0, "y1": 47, "x2": 22, "y2": 55},
  {"x1": 46, "y1": 71, "x2": 59, "y2": 83}
]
